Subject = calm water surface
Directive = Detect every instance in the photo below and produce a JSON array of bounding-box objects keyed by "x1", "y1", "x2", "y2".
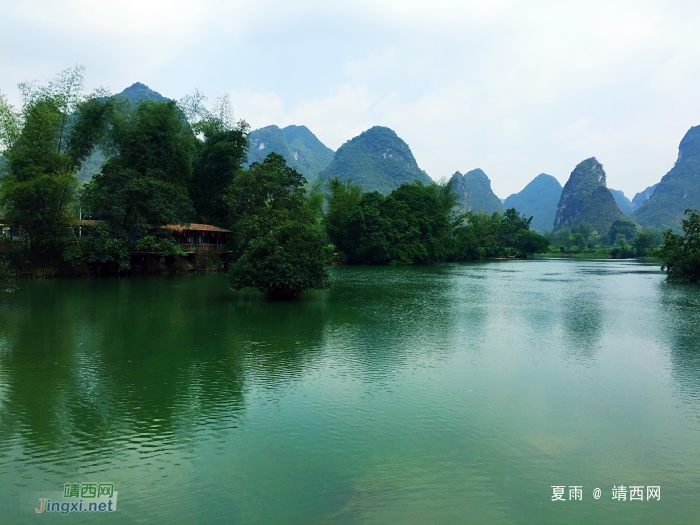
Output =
[{"x1": 0, "y1": 260, "x2": 699, "y2": 524}]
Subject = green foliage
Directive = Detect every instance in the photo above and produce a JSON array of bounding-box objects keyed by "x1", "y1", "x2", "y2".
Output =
[
  {"x1": 610, "y1": 236, "x2": 637, "y2": 259},
  {"x1": 190, "y1": 118, "x2": 249, "y2": 227},
  {"x1": 63, "y1": 221, "x2": 131, "y2": 269},
  {"x1": 324, "y1": 175, "x2": 547, "y2": 264},
  {"x1": 608, "y1": 218, "x2": 639, "y2": 244},
  {"x1": 246, "y1": 125, "x2": 334, "y2": 182},
  {"x1": 82, "y1": 100, "x2": 195, "y2": 235},
  {"x1": 134, "y1": 235, "x2": 184, "y2": 257},
  {"x1": 226, "y1": 153, "x2": 329, "y2": 298},
  {"x1": 1, "y1": 91, "x2": 81, "y2": 262},
  {"x1": 545, "y1": 219, "x2": 661, "y2": 259},
  {"x1": 333, "y1": 181, "x2": 459, "y2": 264},
  {"x1": 318, "y1": 126, "x2": 432, "y2": 195},
  {"x1": 0, "y1": 90, "x2": 22, "y2": 152},
  {"x1": 631, "y1": 232, "x2": 656, "y2": 257},
  {"x1": 658, "y1": 209, "x2": 700, "y2": 282},
  {"x1": 323, "y1": 177, "x2": 363, "y2": 249}
]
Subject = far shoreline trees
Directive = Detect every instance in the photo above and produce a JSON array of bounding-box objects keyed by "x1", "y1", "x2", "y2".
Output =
[{"x1": 323, "y1": 177, "x2": 549, "y2": 264}]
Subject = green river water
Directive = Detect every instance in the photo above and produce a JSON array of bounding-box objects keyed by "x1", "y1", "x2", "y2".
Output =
[{"x1": 0, "y1": 260, "x2": 698, "y2": 524}]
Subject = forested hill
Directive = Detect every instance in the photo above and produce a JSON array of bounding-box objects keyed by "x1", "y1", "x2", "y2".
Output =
[
  {"x1": 318, "y1": 126, "x2": 432, "y2": 194},
  {"x1": 246, "y1": 125, "x2": 334, "y2": 182},
  {"x1": 450, "y1": 169, "x2": 503, "y2": 214},
  {"x1": 503, "y1": 173, "x2": 562, "y2": 232},
  {"x1": 554, "y1": 157, "x2": 624, "y2": 232},
  {"x1": 634, "y1": 125, "x2": 700, "y2": 230},
  {"x1": 117, "y1": 82, "x2": 168, "y2": 103}
]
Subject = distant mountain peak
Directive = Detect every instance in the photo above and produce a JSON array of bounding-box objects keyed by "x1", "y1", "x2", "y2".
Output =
[
  {"x1": 117, "y1": 82, "x2": 168, "y2": 103},
  {"x1": 318, "y1": 126, "x2": 431, "y2": 194},
  {"x1": 246, "y1": 124, "x2": 334, "y2": 182},
  {"x1": 451, "y1": 169, "x2": 503, "y2": 214},
  {"x1": 554, "y1": 157, "x2": 623, "y2": 232},
  {"x1": 503, "y1": 173, "x2": 562, "y2": 232}
]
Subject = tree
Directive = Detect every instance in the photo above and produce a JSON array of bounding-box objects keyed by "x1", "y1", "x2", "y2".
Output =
[
  {"x1": 658, "y1": 209, "x2": 700, "y2": 282},
  {"x1": 571, "y1": 232, "x2": 587, "y2": 250},
  {"x1": 189, "y1": 118, "x2": 249, "y2": 227},
  {"x1": 226, "y1": 153, "x2": 329, "y2": 298},
  {"x1": 80, "y1": 99, "x2": 195, "y2": 267},
  {"x1": 180, "y1": 91, "x2": 250, "y2": 227},
  {"x1": 515, "y1": 229, "x2": 550, "y2": 256},
  {"x1": 0, "y1": 90, "x2": 22, "y2": 153},
  {"x1": 323, "y1": 177, "x2": 363, "y2": 249},
  {"x1": 608, "y1": 218, "x2": 638, "y2": 244},
  {"x1": 0, "y1": 95, "x2": 79, "y2": 262}
]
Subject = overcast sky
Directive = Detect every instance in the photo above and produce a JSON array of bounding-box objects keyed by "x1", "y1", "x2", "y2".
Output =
[{"x1": 2, "y1": 0, "x2": 700, "y2": 198}]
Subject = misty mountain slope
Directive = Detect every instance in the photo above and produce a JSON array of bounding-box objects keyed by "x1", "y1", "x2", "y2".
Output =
[
  {"x1": 450, "y1": 169, "x2": 503, "y2": 214},
  {"x1": 247, "y1": 125, "x2": 334, "y2": 182},
  {"x1": 632, "y1": 184, "x2": 657, "y2": 211},
  {"x1": 504, "y1": 173, "x2": 562, "y2": 232},
  {"x1": 609, "y1": 189, "x2": 634, "y2": 216},
  {"x1": 634, "y1": 125, "x2": 700, "y2": 229}
]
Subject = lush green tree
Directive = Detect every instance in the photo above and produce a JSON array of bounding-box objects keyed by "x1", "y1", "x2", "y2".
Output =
[
  {"x1": 323, "y1": 177, "x2": 363, "y2": 248},
  {"x1": 494, "y1": 208, "x2": 549, "y2": 257},
  {"x1": 183, "y1": 93, "x2": 249, "y2": 227},
  {"x1": 632, "y1": 232, "x2": 656, "y2": 256},
  {"x1": 0, "y1": 260, "x2": 17, "y2": 292},
  {"x1": 571, "y1": 223, "x2": 594, "y2": 243},
  {"x1": 570, "y1": 232, "x2": 587, "y2": 250},
  {"x1": 0, "y1": 90, "x2": 22, "y2": 153},
  {"x1": 80, "y1": 99, "x2": 195, "y2": 267},
  {"x1": 226, "y1": 153, "x2": 329, "y2": 298},
  {"x1": 453, "y1": 212, "x2": 500, "y2": 260},
  {"x1": 658, "y1": 209, "x2": 700, "y2": 282},
  {"x1": 327, "y1": 179, "x2": 461, "y2": 265},
  {"x1": 0, "y1": 95, "x2": 78, "y2": 262},
  {"x1": 190, "y1": 122, "x2": 248, "y2": 227},
  {"x1": 607, "y1": 218, "x2": 639, "y2": 244},
  {"x1": 515, "y1": 230, "x2": 550, "y2": 256},
  {"x1": 0, "y1": 67, "x2": 125, "y2": 268}
]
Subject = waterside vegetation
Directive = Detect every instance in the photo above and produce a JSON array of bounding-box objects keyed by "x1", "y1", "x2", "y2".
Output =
[{"x1": 0, "y1": 67, "x2": 698, "y2": 293}]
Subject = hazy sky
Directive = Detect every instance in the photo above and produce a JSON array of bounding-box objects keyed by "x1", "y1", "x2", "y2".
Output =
[{"x1": 2, "y1": 0, "x2": 700, "y2": 198}]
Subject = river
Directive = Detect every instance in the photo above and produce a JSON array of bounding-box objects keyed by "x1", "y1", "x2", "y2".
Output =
[{"x1": 0, "y1": 260, "x2": 698, "y2": 523}]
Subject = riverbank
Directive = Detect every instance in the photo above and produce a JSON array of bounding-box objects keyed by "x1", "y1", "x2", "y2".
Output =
[{"x1": 536, "y1": 249, "x2": 660, "y2": 261}]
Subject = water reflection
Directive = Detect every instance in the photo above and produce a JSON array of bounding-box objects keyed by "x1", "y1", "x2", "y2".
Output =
[
  {"x1": 657, "y1": 282, "x2": 700, "y2": 404},
  {"x1": 0, "y1": 277, "x2": 333, "y2": 456}
]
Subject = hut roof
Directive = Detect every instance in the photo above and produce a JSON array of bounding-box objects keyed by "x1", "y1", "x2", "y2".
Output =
[
  {"x1": 75, "y1": 220, "x2": 230, "y2": 233},
  {"x1": 161, "y1": 223, "x2": 231, "y2": 233}
]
